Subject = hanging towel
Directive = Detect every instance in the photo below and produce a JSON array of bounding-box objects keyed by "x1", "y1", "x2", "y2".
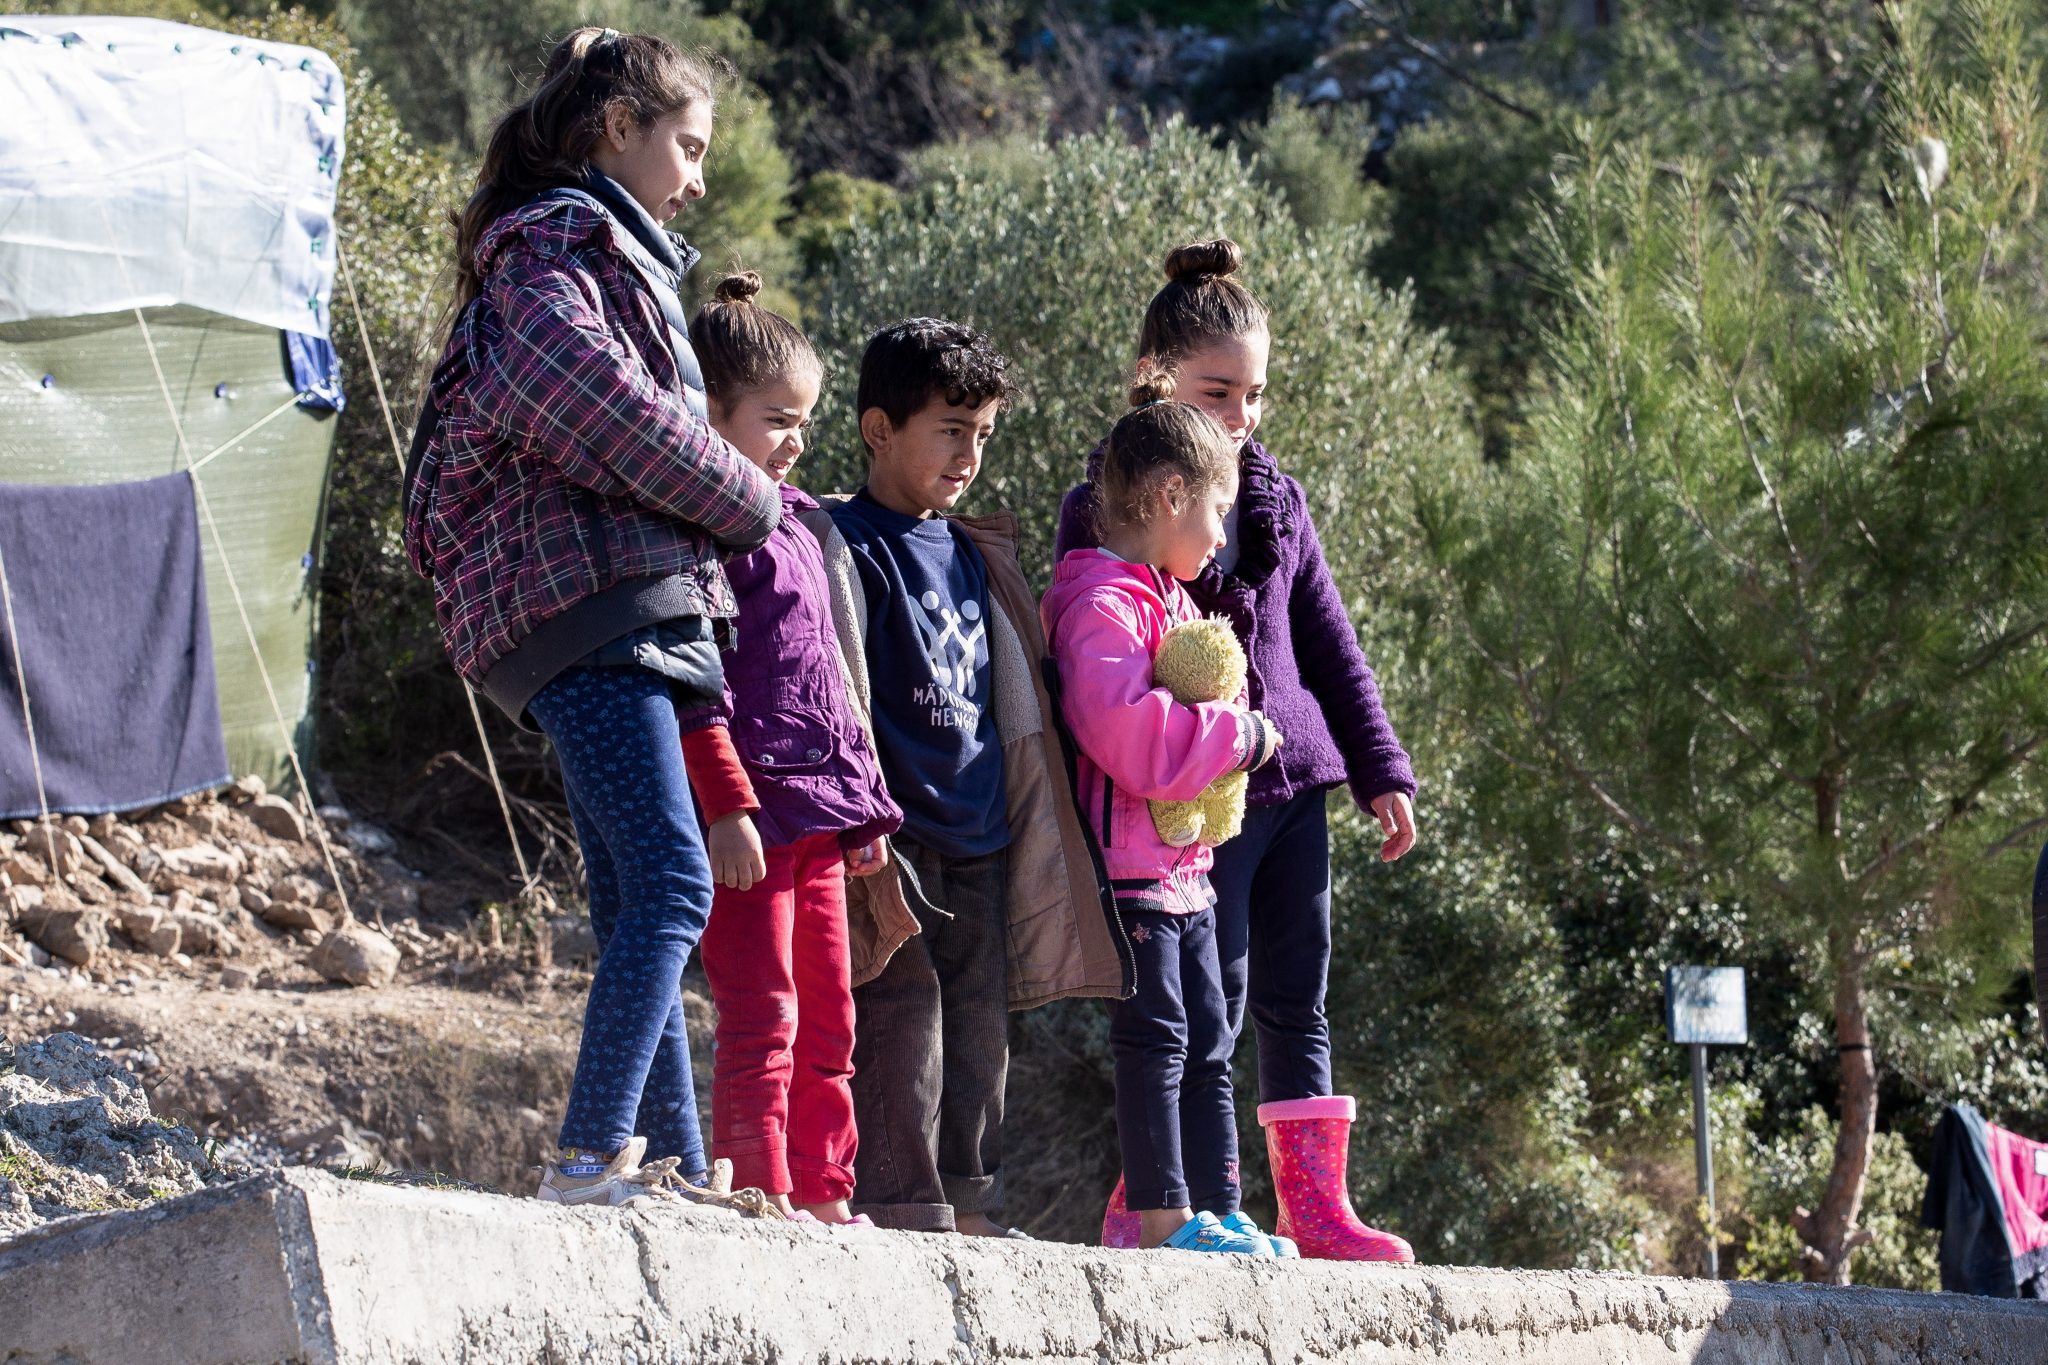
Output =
[
  {"x1": 0, "y1": 471, "x2": 229, "y2": 817},
  {"x1": 1923, "y1": 1102, "x2": 2048, "y2": 1298}
]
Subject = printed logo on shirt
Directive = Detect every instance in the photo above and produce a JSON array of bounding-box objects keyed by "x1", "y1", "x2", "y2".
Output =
[{"x1": 907, "y1": 590, "x2": 986, "y2": 729}]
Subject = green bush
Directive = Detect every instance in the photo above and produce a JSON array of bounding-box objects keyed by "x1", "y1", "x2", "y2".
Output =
[
  {"x1": 1243, "y1": 94, "x2": 1387, "y2": 239},
  {"x1": 802, "y1": 117, "x2": 1478, "y2": 607},
  {"x1": 1731, "y1": 1107, "x2": 1940, "y2": 1290},
  {"x1": 1321, "y1": 801, "x2": 1655, "y2": 1269},
  {"x1": 334, "y1": 0, "x2": 795, "y2": 302}
]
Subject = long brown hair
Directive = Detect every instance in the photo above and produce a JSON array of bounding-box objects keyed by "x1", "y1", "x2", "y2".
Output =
[{"x1": 451, "y1": 27, "x2": 723, "y2": 311}]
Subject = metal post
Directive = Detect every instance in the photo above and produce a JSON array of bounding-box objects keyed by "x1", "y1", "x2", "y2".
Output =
[{"x1": 1690, "y1": 1041, "x2": 1718, "y2": 1278}]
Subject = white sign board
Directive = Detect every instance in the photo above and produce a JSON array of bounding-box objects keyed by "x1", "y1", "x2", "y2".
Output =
[{"x1": 1665, "y1": 966, "x2": 1748, "y2": 1045}]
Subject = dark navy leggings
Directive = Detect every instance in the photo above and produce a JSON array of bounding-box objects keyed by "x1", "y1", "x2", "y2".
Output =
[
  {"x1": 1207, "y1": 787, "x2": 1335, "y2": 1103},
  {"x1": 529, "y1": 666, "x2": 713, "y2": 1177},
  {"x1": 1110, "y1": 905, "x2": 1240, "y2": 1214}
]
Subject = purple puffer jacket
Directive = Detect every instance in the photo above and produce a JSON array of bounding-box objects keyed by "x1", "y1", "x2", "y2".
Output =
[
  {"x1": 723, "y1": 482, "x2": 902, "y2": 852},
  {"x1": 1054, "y1": 437, "x2": 1416, "y2": 808}
]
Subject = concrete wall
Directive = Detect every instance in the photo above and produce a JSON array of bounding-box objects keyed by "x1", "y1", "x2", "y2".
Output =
[{"x1": 1, "y1": 1170, "x2": 2043, "y2": 1364}]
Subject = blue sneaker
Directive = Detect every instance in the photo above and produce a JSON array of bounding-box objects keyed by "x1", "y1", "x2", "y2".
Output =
[
  {"x1": 1221, "y1": 1210, "x2": 1299, "y2": 1258},
  {"x1": 1163, "y1": 1209, "x2": 1274, "y2": 1256}
]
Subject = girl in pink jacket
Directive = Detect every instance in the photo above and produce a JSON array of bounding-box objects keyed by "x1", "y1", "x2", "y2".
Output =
[{"x1": 1040, "y1": 369, "x2": 1287, "y2": 1257}]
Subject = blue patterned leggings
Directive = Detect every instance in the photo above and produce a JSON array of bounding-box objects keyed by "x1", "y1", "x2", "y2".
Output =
[{"x1": 528, "y1": 666, "x2": 712, "y2": 1176}]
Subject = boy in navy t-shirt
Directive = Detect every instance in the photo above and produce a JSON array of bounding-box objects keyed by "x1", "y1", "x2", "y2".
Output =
[{"x1": 827, "y1": 319, "x2": 1020, "y2": 1235}]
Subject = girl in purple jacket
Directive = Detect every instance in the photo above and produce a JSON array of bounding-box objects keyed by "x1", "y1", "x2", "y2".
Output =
[
  {"x1": 1054, "y1": 239, "x2": 1419, "y2": 1262},
  {"x1": 686, "y1": 274, "x2": 902, "y2": 1227},
  {"x1": 1042, "y1": 369, "x2": 1288, "y2": 1257}
]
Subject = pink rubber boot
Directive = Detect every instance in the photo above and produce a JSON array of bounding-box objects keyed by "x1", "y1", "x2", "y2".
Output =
[
  {"x1": 1102, "y1": 1174, "x2": 1141, "y2": 1248},
  {"x1": 1259, "y1": 1096, "x2": 1414, "y2": 1263}
]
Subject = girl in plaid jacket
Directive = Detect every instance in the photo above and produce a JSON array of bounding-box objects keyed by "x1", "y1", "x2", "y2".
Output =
[{"x1": 405, "y1": 28, "x2": 779, "y2": 1207}]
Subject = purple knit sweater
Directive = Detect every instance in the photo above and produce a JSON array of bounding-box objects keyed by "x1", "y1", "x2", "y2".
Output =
[{"x1": 1053, "y1": 437, "x2": 1416, "y2": 808}]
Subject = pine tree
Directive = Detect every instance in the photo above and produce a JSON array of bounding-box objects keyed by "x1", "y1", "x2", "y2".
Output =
[{"x1": 1427, "y1": 0, "x2": 2048, "y2": 1282}]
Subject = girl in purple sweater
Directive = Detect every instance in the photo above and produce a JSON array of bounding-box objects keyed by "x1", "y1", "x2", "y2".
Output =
[
  {"x1": 1054, "y1": 239, "x2": 1418, "y2": 1262},
  {"x1": 686, "y1": 274, "x2": 902, "y2": 1226}
]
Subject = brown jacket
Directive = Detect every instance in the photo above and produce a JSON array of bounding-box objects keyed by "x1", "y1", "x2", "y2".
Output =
[{"x1": 800, "y1": 499, "x2": 1134, "y2": 1009}]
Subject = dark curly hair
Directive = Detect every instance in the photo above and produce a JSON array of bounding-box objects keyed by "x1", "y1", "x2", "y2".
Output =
[{"x1": 855, "y1": 317, "x2": 1016, "y2": 436}]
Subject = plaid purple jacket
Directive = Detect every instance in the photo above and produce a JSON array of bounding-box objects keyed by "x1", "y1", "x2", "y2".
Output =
[{"x1": 403, "y1": 196, "x2": 779, "y2": 690}]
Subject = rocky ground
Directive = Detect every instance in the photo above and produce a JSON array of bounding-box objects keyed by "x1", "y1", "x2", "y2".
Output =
[{"x1": 0, "y1": 779, "x2": 722, "y2": 1235}]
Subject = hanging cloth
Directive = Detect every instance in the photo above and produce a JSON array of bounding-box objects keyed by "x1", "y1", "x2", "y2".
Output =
[{"x1": 0, "y1": 471, "x2": 229, "y2": 816}]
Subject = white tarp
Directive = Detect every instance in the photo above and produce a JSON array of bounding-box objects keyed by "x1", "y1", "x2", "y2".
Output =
[{"x1": 0, "y1": 16, "x2": 345, "y2": 336}]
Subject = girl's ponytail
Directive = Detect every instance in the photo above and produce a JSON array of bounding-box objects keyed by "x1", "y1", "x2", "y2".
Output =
[
  {"x1": 452, "y1": 28, "x2": 727, "y2": 311},
  {"x1": 687, "y1": 271, "x2": 822, "y2": 409},
  {"x1": 1137, "y1": 236, "x2": 1269, "y2": 362},
  {"x1": 1094, "y1": 361, "x2": 1236, "y2": 532}
]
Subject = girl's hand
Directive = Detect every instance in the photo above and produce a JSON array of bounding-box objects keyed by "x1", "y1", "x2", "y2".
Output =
[
  {"x1": 709, "y1": 811, "x2": 766, "y2": 890},
  {"x1": 845, "y1": 837, "x2": 890, "y2": 877},
  {"x1": 1370, "y1": 792, "x2": 1417, "y2": 863}
]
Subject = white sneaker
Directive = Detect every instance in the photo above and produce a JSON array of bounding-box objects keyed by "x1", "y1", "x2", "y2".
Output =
[{"x1": 535, "y1": 1135, "x2": 680, "y2": 1207}]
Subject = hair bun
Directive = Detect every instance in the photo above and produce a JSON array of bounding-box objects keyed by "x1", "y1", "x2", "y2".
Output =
[
  {"x1": 1127, "y1": 361, "x2": 1177, "y2": 408},
  {"x1": 713, "y1": 271, "x2": 763, "y2": 305},
  {"x1": 1163, "y1": 238, "x2": 1243, "y2": 284}
]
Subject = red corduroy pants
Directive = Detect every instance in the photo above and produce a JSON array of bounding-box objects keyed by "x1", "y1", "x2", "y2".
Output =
[{"x1": 699, "y1": 830, "x2": 857, "y2": 1203}]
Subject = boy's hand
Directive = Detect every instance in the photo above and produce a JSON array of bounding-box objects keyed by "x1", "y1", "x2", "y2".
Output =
[
  {"x1": 708, "y1": 811, "x2": 766, "y2": 890},
  {"x1": 1370, "y1": 792, "x2": 1417, "y2": 863},
  {"x1": 845, "y1": 837, "x2": 890, "y2": 877}
]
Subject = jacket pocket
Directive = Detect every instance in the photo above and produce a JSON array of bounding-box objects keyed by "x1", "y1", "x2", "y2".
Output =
[
  {"x1": 1098, "y1": 774, "x2": 1117, "y2": 849},
  {"x1": 733, "y1": 708, "x2": 840, "y2": 776}
]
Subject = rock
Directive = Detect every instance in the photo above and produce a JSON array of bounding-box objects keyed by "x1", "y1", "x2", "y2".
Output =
[
  {"x1": 110, "y1": 904, "x2": 181, "y2": 958},
  {"x1": 228, "y1": 774, "x2": 266, "y2": 804},
  {"x1": 59, "y1": 815, "x2": 88, "y2": 836},
  {"x1": 157, "y1": 842, "x2": 242, "y2": 883},
  {"x1": 270, "y1": 874, "x2": 322, "y2": 905},
  {"x1": 177, "y1": 806, "x2": 228, "y2": 839},
  {"x1": 168, "y1": 910, "x2": 238, "y2": 958},
  {"x1": 367, "y1": 866, "x2": 420, "y2": 919},
  {"x1": 239, "y1": 885, "x2": 273, "y2": 916},
  {"x1": 1, "y1": 852, "x2": 49, "y2": 886},
  {"x1": 259, "y1": 897, "x2": 334, "y2": 934},
  {"x1": 103, "y1": 831, "x2": 162, "y2": 882},
  {"x1": 0, "y1": 1033, "x2": 209, "y2": 1235},
  {"x1": 21, "y1": 826, "x2": 83, "y2": 880},
  {"x1": 308, "y1": 926, "x2": 400, "y2": 988},
  {"x1": 315, "y1": 803, "x2": 353, "y2": 830},
  {"x1": 244, "y1": 795, "x2": 305, "y2": 844},
  {"x1": 4, "y1": 883, "x2": 46, "y2": 917},
  {"x1": 550, "y1": 916, "x2": 600, "y2": 963},
  {"x1": 63, "y1": 873, "x2": 115, "y2": 906},
  {"x1": 85, "y1": 812, "x2": 119, "y2": 840},
  {"x1": 20, "y1": 904, "x2": 108, "y2": 967},
  {"x1": 77, "y1": 835, "x2": 151, "y2": 902},
  {"x1": 218, "y1": 965, "x2": 257, "y2": 990},
  {"x1": 340, "y1": 820, "x2": 397, "y2": 857}
]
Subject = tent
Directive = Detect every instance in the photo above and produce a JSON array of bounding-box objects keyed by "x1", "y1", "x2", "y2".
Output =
[{"x1": 0, "y1": 15, "x2": 347, "y2": 801}]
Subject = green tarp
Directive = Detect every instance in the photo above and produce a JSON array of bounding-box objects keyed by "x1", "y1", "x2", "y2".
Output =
[{"x1": 0, "y1": 305, "x2": 335, "y2": 793}]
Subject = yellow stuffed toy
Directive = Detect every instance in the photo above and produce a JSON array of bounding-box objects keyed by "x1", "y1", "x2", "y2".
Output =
[{"x1": 1148, "y1": 617, "x2": 1250, "y2": 848}]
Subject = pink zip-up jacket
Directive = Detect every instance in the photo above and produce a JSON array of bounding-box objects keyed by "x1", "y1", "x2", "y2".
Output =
[{"x1": 1041, "y1": 550, "x2": 1262, "y2": 916}]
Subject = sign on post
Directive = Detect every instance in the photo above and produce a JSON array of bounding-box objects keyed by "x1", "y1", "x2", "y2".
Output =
[
  {"x1": 1666, "y1": 966, "x2": 1749, "y2": 1045},
  {"x1": 1665, "y1": 966, "x2": 1747, "y2": 1280}
]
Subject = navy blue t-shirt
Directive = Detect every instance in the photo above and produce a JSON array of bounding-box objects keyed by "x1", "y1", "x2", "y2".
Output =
[{"x1": 830, "y1": 489, "x2": 1009, "y2": 857}]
